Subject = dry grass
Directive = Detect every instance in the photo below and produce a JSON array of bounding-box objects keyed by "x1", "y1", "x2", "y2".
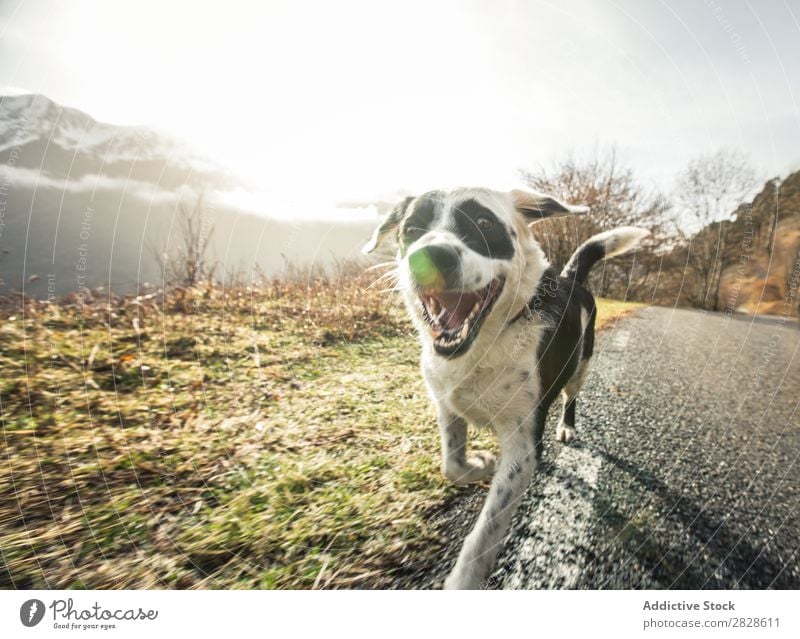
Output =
[
  {"x1": 594, "y1": 296, "x2": 646, "y2": 327},
  {"x1": 0, "y1": 269, "x2": 641, "y2": 589}
]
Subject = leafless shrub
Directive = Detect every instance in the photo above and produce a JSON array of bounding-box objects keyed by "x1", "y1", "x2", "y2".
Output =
[
  {"x1": 672, "y1": 149, "x2": 757, "y2": 310},
  {"x1": 519, "y1": 148, "x2": 670, "y2": 300},
  {"x1": 153, "y1": 191, "x2": 217, "y2": 289}
]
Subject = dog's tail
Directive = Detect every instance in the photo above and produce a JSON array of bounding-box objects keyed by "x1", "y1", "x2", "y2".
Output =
[{"x1": 561, "y1": 227, "x2": 650, "y2": 285}]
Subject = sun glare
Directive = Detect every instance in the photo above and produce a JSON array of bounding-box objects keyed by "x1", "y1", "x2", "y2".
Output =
[
  {"x1": 4, "y1": 0, "x2": 795, "y2": 215},
  {"x1": 27, "y1": 1, "x2": 543, "y2": 212}
]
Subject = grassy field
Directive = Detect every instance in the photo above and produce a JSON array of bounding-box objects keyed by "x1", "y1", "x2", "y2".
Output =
[{"x1": 0, "y1": 271, "x2": 642, "y2": 589}]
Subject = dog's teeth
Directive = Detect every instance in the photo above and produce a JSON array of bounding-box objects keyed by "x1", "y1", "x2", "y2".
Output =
[{"x1": 460, "y1": 322, "x2": 469, "y2": 338}]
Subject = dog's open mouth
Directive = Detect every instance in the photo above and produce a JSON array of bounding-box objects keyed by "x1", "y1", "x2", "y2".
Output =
[{"x1": 419, "y1": 277, "x2": 505, "y2": 356}]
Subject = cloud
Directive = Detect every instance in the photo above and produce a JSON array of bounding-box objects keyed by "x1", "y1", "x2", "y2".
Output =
[
  {"x1": 0, "y1": 85, "x2": 32, "y2": 97},
  {"x1": 0, "y1": 165, "x2": 193, "y2": 203},
  {"x1": 1, "y1": 166, "x2": 378, "y2": 221}
]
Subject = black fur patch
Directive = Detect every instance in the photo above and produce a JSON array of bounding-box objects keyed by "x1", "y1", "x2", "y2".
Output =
[
  {"x1": 563, "y1": 398, "x2": 576, "y2": 428},
  {"x1": 526, "y1": 267, "x2": 596, "y2": 406},
  {"x1": 498, "y1": 487, "x2": 513, "y2": 510},
  {"x1": 561, "y1": 239, "x2": 608, "y2": 285},
  {"x1": 448, "y1": 198, "x2": 515, "y2": 261},
  {"x1": 399, "y1": 192, "x2": 441, "y2": 254}
]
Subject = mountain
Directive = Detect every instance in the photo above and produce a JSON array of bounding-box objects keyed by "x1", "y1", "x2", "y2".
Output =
[
  {"x1": 0, "y1": 94, "x2": 373, "y2": 298},
  {"x1": 0, "y1": 93, "x2": 230, "y2": 189}
]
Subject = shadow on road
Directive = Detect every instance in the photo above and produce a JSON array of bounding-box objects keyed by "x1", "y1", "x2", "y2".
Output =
[{"x1": 593, "y1": 448, "x2": 794, "y2": 589}]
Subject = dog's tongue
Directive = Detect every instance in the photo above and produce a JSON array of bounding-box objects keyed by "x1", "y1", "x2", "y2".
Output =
[{"x1": 435, "y1": 290, "x2": 480, "y2": 330}]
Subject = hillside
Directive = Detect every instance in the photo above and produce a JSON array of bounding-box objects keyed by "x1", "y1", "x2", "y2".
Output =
[{"x1": 717, "y1": 171, "x2": 800, "y2": 317}]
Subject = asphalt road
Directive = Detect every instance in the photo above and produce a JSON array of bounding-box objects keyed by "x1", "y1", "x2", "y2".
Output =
[{"x1": 417, "y1": 306, "x2": 800, "y2": 589}]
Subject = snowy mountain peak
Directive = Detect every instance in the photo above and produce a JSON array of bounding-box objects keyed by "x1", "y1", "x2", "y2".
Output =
[{"x1": 0, "y1": 93, "x2": 233, "y2": 189}]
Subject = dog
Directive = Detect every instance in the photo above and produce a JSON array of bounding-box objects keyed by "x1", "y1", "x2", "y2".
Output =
[{"x1": 363, "y1": 187, "x2": 648, "y2": 589}]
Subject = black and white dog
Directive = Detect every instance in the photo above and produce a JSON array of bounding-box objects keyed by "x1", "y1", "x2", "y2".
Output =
[{"x1": 363, "y1": 187, "x2": 648, "y2": 589}]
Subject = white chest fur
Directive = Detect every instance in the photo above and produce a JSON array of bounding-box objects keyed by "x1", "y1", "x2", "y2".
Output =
[{"x1": 422, "y1": 322, "x2": 543, "y2": 431}]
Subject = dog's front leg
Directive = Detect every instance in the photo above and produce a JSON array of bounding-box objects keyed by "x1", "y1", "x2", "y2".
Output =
[
  {"x1": 438, "y1": 408, "x2": 495, "y2": 486},
  {"x1": 444, "y1": 424, "x2": 537, "y2": 589}
]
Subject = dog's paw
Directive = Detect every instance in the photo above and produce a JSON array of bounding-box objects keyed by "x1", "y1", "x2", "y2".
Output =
[
  {"x1": 443, "y1": 452, "x2": 496, "y2": 485},
  {"x1": 466, "y1": 451, "x2": 496, "y2": 480},
  {"x1": 556, "y1": 423, "x2": 575, "y2": 443}
]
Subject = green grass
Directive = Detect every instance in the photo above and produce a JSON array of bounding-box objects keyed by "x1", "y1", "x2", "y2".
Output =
[{"x1": 0, "y1": 276, "x2": 642, "y2": 589}]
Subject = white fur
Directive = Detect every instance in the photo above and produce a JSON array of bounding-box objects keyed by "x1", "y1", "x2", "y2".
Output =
[
  {"x1": 580, "y1": 226, "x2": 650, "y2": 260},
  {"x1": 373, "y1": 187, "x2": 646, "y2": 589},
  {"x1": 397, "y1": 189, "x2": 555, "y2": 589}
]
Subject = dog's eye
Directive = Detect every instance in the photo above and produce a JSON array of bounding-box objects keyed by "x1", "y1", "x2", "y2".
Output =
[{"x1": 476, "y1": 217, "x2": 493, "y2": 231}]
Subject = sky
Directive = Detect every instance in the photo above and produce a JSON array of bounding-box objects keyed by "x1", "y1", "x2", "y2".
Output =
[{"x1": 1, "y1": 0, "x2": 799, "y2": 218}]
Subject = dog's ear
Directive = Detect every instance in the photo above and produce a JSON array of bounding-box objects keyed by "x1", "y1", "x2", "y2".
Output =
[
  {"x1": 361, "y1": 196, "x2": 414, "y2": 254},
  {"x1": 511, "y1": 189, "x2": 589, "y2": 222}
]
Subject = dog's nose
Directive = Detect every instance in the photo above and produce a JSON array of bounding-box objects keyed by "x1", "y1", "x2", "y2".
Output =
[{"x1": 409, "y1": 244, "x2": 460, "y2": 287}]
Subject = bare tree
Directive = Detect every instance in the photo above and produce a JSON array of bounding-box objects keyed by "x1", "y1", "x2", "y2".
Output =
[
  {"x1": 154, "y1": 191, "x2": 217, "y2": 288},
  {"x1": 674, "y1": 149, "x2": 756, "y2": 310},
  {"x1": 519, "y1": 148, "x2": 669, "y2": 300}
]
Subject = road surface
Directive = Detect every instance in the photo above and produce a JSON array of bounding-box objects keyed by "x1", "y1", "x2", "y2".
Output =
[{"x1": 416, "y1": 306, "x2": 800, "y2": 589}]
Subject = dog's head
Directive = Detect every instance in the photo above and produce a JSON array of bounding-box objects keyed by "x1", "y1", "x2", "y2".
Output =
[{"x1": 364, "y1": 187, "x2": 588, "y2": 357}]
